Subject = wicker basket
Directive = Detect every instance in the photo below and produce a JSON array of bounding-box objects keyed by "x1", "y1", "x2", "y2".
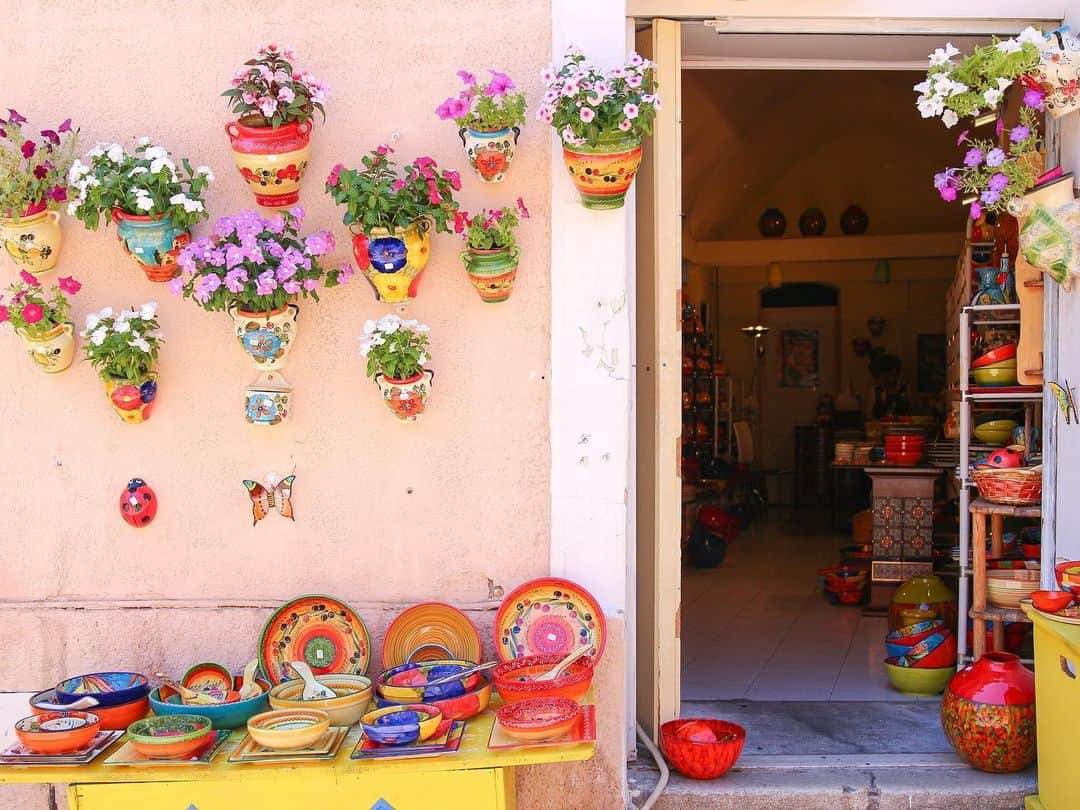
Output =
[{"x1": 972, "y1": 468, "x2": 1042, "y2": 506}]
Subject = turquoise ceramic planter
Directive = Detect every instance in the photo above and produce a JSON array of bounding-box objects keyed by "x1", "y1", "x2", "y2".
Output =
[{"x1": 112, "y1": 209, "x2": 190, "y2": 281}]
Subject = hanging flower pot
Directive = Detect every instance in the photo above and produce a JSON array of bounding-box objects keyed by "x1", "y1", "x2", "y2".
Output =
[
  {"x1": 352, "y1": 220, "x2": 432, "y2": 304},
  {"x1": 226, "y1": 120, "x2": 312, "y2": 208},
  {"x1": 561, "y1": 131, "x2": 643, "y2": 211},
  {"x1": 941, "y1": 651, "x2": 1036, "y2": 773},
  {"x1": 16, "y1": 322, "x2": 75, "y2": 374},
  {"x1": 1025, "y1": 29, "x2": 1080, "y2": 118},
  {"x1": 244, "y1": 370, "x2": 292, "y2": 426},
  {"x1": 375, "y1": 370, "x2": 434, "y2": 422},
  {"x1": 82, "y1": 302, "x2": 163, "y2": 425},
  {"x1": 360, "y1": 315, "x2": 432, "y2": 422},
  {"x1": 229, "y1": 301, "x2": 299, "y2": 370},
  {"x1": 112, "y1": 209, "x2": 190, "y2": 282},
  {"x1": 1, "y1": 203, "x2": 62, "y2": 274},
  {"x1": 461, "y1": 246, "x2": 520, "y2": 303},
  {"x1": 104, "y1": 372, "x2": 158, "y2": 424},
  {"x1": 459, "y1": 127, "x2": 520, "y2": 183},
  {"x1": 436, "y1": 69, "x2": 526, "y2": 184},
  {"x1": 454, "y1": 198, "x2": 529, "y2": 303},
  {"x1": 2, "y1": 273, "x2": 81, "y2": 373}
]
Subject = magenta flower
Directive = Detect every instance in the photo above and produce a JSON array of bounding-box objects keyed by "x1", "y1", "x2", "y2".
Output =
[
  {"x1": 988, "y1": 172, "x2": 1010, "y2": 192},
  {"x1": 427, "y1": 180, "x2": 442, "y2": 205},
  {"x1": 58, "y1": 276, "x2": 81, "y2": 294},
  {"x1": 485, "y1": 70, "x2": 515, "y2": 97},
  {"x1": 1023, "y1": 88, "x2": 1045, "y2": 109},
  {"x1": 48, "y1": 185, "x2": 66, "y2": 202},
  {"x1": 20, "y1": 140, "x2": 35, "y2": 159},
  {"x1": 375, "y1": 144, "x2": 394, "y2": 156},
  {"x1": 32, "y1": 164, "x2": 47, "y2": 179},
  {"x1": 0, "y1": 304, "x2": 8, "y2": 322},
  {"x1": 391, "y1": 178, "x2": 406, "y2": 191},
  {"x1": 995, "y1": 118, "x2": 1004, "y2": 138},
  {"x1": 963, "y1": 148, "x2": 984, "y2": 167},
  {"x1": 940, "y1": 185, "x2": 958, "y2": 202},
  {"x1": 57, "y1": 118, "x2": 72, "y2": 134},
  {"x1": 19, "y1": 270, "x2": 40, "y2": 287},
  {"x1": 21, "y1": 303, "x2": 43, "y2": 324},
  {"x1": 444, "y1": 169, "x2": 461, "y2": 191},
  {"x1": 168, "y1": 276, "x2": 184, "y2": 295},
  {"x1": 327, "y1": 163, "x2": 344, "y2": 187},
  {"x1": 7, "y1": 109, "x2": 27, "y2": 125},
  {"x1": 970, "y1": 201, "x2": 983, "y2": 220},
  {"x1": 516, "y1": 197, "x2": 530, "y2": 218},
  {"x1": 435, "y1": 99, "x2": 455, "y2": 120},
  {"x1": 1010, "y1": 125, "x2": 1031, "y2": 143},
  {"x1": 985, "y1": 148, "x2": 1006, "y2": 167},
  {"x1": 458, "y1": 69, "x2": 476, "y2": 85},
  {"x1": 413, "y1": 156, "x2": 436, "y2": 169},
  {"x1": 956, "y1": 129, "x2": 970, "y2": 146}
]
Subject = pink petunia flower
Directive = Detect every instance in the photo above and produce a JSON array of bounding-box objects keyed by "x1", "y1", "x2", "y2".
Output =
[
  {"x1": 445, "y1": 169, "x2": 461, "y2": 191},
  {"x1": 58, "y1": 276, "x2": 81, "y2": 294},
  {"x1": 21, "y1": 303, "x2": 43, "y2": 324},
  {"x1": 516, "y1": 197, "x2": 530, "y2": 219},
  {"x1": 327, "y1": 163, "x2": 344, "y2": 187},
  {"x1": 21, "y1": 140, "x2": 35, "y2": 159},
  {"x1": 0, "y1": 304, "x2": 8, "y2": 322},
  {"x1": 19, "y1": 270, "x2": 40, "y2": 287},
  {"x1": 458, "y1": 70, "x2": 476, "y2": 85},
  {"x1": 57, "y1": 118, "x2": 72, "y2": 134}
]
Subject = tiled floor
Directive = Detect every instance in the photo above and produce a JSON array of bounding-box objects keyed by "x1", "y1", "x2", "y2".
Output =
[{"x1": 680, "y1": 507, "x2": 939, "y2": 703}]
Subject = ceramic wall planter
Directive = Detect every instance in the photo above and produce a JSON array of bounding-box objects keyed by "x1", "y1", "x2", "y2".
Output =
[
  {"x1": 15, "y1": 322, "x2": 75, "y2": 374},
  {"x1": 0, "y1": 205, "x2": 61, "y2": 274},
  {"x1": 104, "y1": 372, "x2": 158, "y2": 424},
  {"x1": 244, "y1": 371, "x2": 292, "y2": 426},
  {"x1": 229, "y1": 302, "x2": 299, "y2": 370},
  {"x1": 941, "y1": 652, "x2": 1036, "y2": 773},
  {"x1": 459, "y1": 127, "x2": 520, "y2": 183},
  {"x1": 460, "y1": 246, "x2": 520, "y2": 303},
  {"x1": 375, "y1": 370, "x2": 433, "y2": 422},
  {"x1": 352, "y1": 219, "x2": 431, "y2": 304},
  {"x1": 561, "y1": 131, "x2": 643, "y2": 210},
  {"x1": 226, "y1": 120, "x2": 312, "y2": 208},
  {"x1": 112, "y1": 210, "x2": 190, "y2": 282}
]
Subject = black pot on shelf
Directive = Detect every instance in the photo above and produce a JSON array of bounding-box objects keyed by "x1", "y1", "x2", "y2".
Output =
[
  {"x1": 758, "y1": 208, "x2": 786, "y2": 238},
  {"x1": 840, "y1": 205, "x2": 869, "y2": 235},
  {"x1": 799, "y1": 208, "x2": 827, "y2": 236}
]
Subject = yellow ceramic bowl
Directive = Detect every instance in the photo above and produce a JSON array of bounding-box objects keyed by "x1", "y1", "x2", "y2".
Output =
[
  {"x1": 979, "y1": 358, "x2": 1017, "y2": 370},
  {"x1": 269, "y1": 675, "x2": 373, "y2": 727},
  {"x1": 973, "y1": 420, "x2": 1018, "y2": 445},
  {"x1": 246, "y1": 708, "x2": 329, "y2": 751},
  {"x1": 971, "y1": 366, "x2": 1018, "y2": 387},
  {"x1": 884, "y1": 660, "x2": 955, "y2": 695}
]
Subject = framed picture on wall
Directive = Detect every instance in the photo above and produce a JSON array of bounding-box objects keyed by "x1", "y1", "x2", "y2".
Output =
[
  {"x1": 917, "y1": 333, "x2": 947, "y2": 393},
  {"x1": 779, "y1": 329, "x2": 819, "y2": 388}
]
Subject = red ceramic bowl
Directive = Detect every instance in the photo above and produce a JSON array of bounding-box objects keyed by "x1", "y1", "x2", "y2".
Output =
[
  {"x1": 1021, "y1": 543, "x2": 1041, "y2": 560},
  {"x1": 492, "y1": 655, "x2": 595, "y2": 704},
  {"x1": 885, "y1": 451, "x2": 923, "y2": 466},
  {"x1": 1030, "y1": 590, "x2": 1074, "y2": 612},
  {"x1": 904, "y1": 633, "x2": 957, "y2": 669},
  {"x1": 495, "y1": 697, "x2": 581, "y2": 742},
  {"x1": 660, "y1": 719, "x2": 745, "y2": 780},
  {"x1": 836, "y1": 589, "x2": 866, "y2": 605},
  {"x1": 15, "y1": 711, "x2": 100, "y2": 754},
  {"x1": 972, "y1": 344, "x2": 1017, "y2": 368},
  {"x1": 1054, "y1": 561, "x2": 1079, "y2": 587},
  {"x1": 29, "y1": 689, "x2": 149, "y2": 731}
]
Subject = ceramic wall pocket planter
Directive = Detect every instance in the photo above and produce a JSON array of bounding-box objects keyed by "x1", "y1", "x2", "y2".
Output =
[
  {"x1": 104, "y1": 372, "x2": 158, "y2": 424},
  {"x1": 244, "y1": 371, "x2": 292, "y2": 426},
  {"x1": 0, "y1": 205, "x2": 61, "y2": 274},
  {"x1": 375, "y1": 369, "x2": 433, "y2": 422},
  {"x1": 16, "y1": 322, "x2": 75, "y2": 373},
  {"x1": 460, "y1": 127, "x2": 520, "y2": 183},
  {"x1": 112, "y1": 209, "x2": 189, "y2": 282},
  {"x1": 226, "y1": 120, "x2": 312, "y2": 208},
  {"x1": 461, "y1": 246, "x2": 520, "y2": 303},
  {"x1": 353, "y1": 220, "x2": 432, "y2": 304},
  {"x1": 229, "y1": 302, "x2": 299, "y2": 369},
  {"x1": 561, "y1": 132, "x2": 642, "y2": 210}
]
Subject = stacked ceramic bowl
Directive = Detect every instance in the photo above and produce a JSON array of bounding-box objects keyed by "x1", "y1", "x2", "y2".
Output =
[
  {"x1": 28, "y1": 671, "x2": 151, "y2": 732},
  {"x1": 987, "y1": 568, "x2": 1041, "y2": 608},
  {"x1": 1056, "y1": 561, "x2": 1080, "y2": 599},
  {"x1": 883, "y1": 620, "x2": 957, "y2": 695},
  {"x1": 884, "y1": 430, "x2": 926, "y2": 466},
  {"x1": 834, "y1": 442, "x2": 855, "y2": 464},
  {"x1": 852, "y1": 443, "x2": 873, "y2": 465},
  {"x1": 819, "y1": 566, "x2": 868, "y2": 606},
  {"x1": 375, "y1": 659, "x2": 492, "y2": 722},
  {"x1": 971, "y1": 344, "x2": 1018, "y2": 388}
]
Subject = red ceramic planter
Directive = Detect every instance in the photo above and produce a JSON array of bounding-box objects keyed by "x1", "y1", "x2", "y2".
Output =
[
  {"x1": 226, "y1": 120, "x2": 312, "y2": 207},
  {"x1": 940, "y1": 652, "x2": 1036, "y2": 773}
]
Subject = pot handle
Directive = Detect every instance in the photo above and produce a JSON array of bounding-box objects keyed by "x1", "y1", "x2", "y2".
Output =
[
  {"x1": 297, "y1": 120, "x2": 313, "y2": 138},
  {"x1": 459, "y1": 249, "x2": 472, "y2": 268},
  {"x1": 424, "y1": 368, "x2": 435, "y2": 387},
  {"x1": 512, "y1": 126, "x2": 521, "y2": 144},
  {"x1": 458, "y1": 127, "x2": 468, "y2": 147},
  {"x1": 416, "y1": 217, "x2": 432, "y2": 234},
  {"x1": 286, "y1": 302, "x2": 300, "y2": 323},
  {"x1": 111, "y1": 208, "x2": 122, "y2": 225},
  {"x1": 225, "y1": 122, "x2": 240, "y2": 141},
  {"x1": 47, "y1": 210, "x2": 60, "y2": 225}
]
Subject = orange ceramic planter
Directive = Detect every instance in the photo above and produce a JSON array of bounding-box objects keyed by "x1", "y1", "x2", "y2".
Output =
[
  {"x1": 561, "y1": 132, "x2": 642, "y2": 210},
  {"x1": 226, "y1": 120, "x2": 312, "y2": 207}
]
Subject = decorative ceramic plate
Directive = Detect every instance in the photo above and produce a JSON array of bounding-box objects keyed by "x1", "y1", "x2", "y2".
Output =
[
  {"x1": 228, "y1": 726, "x2": 348, "y2": 764},
  {"x1": 352, "y1": 720, "x2": 465, "y2": 760},
  {"x1": 0, "y1": 731, "x2": 122, "y2": 766},
  {"x1": 104, "y1": 730, "x2": 230, "y2": 766},
  {"x1": 1021, "y1": 598, "x2": 1080, "y2": 624},
  {"x1": 381, "y1": 602, "x2": 483, "y2": 669},
  {"x1": 495, "y1": 577, "x2": 606, "y2": 663},
  {"x1": 181, "y1": 662, "x2": 232, "y2": 694},
  {"x1": 258, "y1": 594, "x2": 370, "y2": 684},
  {"x1": 487, "y1": 705, "x2": 596, "y2": 751}
]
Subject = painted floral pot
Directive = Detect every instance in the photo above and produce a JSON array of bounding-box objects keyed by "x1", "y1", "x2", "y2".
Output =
[
  {"x1": 459, "y1": 126, "x2": 520, "y2": 183},
  {"x1": 375, "y1": 370, "x2": 434, "y2": 422},
  {"x1": 0, "y1": 204, "x2": 61, "y2": 274},
  {"x1": 941, "y1": 652, "x2": 1036, "y2": 773},
  {"x1": 461, "y1": 246, "x2": 520, "y2": 303},
  {"x1": 225, "y1": 120, "x2": 312, "y2": 208},
  {"x1": 229, "y1": 302, "x2": 299, "y2": 370},
  {"x1": 244, "y1": 370, "x2": 292, "y2": 426},
  {"x1": 112, "y1": 209, "x2": 190, "y2": 282},
  {"x1": 561, "y1": 131, "x2": 643, "y2": 210},
  {"x1": 16, "y1": 322, "x2": 75, "y2": 374},
  {"x1": 103, "y1": 372, "x2": 158, "y2": 424},
  {"x1": 352, "y1": 219, "x2": 432, "y2": 304},
  {"x1": 1029, "y1": 31, "x2": 1080, "y2": 118}
]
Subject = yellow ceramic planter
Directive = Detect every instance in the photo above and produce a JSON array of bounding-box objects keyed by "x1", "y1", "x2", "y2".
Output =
[
  {"x1": 561, "y1": 131, "x2": 643, "y2": 210},
  {"x1": 102, "y1": 372, "x2": 158, "y2": 424},
  {"x1": 1, "y1": 210, "x2": 62, "y2": 273},
  {"x1": 229, "y1": 302, "x2": 299, "y2": 370},
  {"x1": 226, "y1": 120, "x2": 312, "y2": 208},
  {"x1": 16, "y1": 322, "x2": 75, "y2": 373},
  {"x1": 352, "y1": 219, "x2": 432, "y2": 304}
]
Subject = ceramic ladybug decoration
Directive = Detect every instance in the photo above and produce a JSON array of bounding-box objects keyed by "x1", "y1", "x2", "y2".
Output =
[
  {"x1": 119, "y1": 478, "x2": 158, "y2": 527},
  {"x1": 987, "y1": 447, "x2": 1024, "y2": 469}
]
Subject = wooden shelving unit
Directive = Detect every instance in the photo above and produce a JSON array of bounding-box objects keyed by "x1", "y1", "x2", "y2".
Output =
[{"x1": 684, "y1": 231, "x2": 963, "y2": 268}]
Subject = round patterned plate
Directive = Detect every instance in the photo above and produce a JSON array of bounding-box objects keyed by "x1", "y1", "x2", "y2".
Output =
[
  {"x1": 258, "y1": 594, "x2": 371, "y2": 684},
  {"x1": 381, "y1": 602, "x2": 483, "y2": 669},
  {"x1": 495, "y1": 577, "x2": 606, "y2": 663},
  {"x1": 181, "y1": 662, "x2": 232, "y2": 694}
]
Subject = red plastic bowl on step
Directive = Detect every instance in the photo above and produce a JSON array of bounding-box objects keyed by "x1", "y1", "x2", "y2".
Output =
[{"x1": 660, "y1": 718, "x2": 745, "y2": 780}]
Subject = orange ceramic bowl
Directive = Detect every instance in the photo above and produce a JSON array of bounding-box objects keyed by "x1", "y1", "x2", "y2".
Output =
[
  {"x1": 496, "y1": 697, "x2": 581, "y2": 742},
  {"x1": 127, "y1": 714, "x2": 213, "y2": 759},
  {"x1": 15, "y1": 711, "x2": 101, "y2": 754},
  {"x1": 29, "y1": 688, "x2": 149, "y2": 731},
  {"x1": 1030, "y1": 590, "x2": 1074, "y2": 613},
  {"x1": 492, "y1": 654, "x2": 595, "y2": 704}
]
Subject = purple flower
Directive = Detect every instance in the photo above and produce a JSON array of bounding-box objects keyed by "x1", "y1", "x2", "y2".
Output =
[
  {"x1": 1023, "y1": 88, "x2": 1045, "y2": 109},
  {"x1": 168, "y1": 277, "x2": 184, "y2": 295},
  {"x1": 980, "y1": 189, "x2": 1001, "y2": 205},
  {"x1": 208, "y1": 248, "x2": 226, "y2": 267},
  {"x1": 940, "y1": 185, "x2": 958, "y2": 202},
  {"x1": 963, "y1": 148, "x2": 984, "y2": 167},
  {"x1": 985, "y1": 148, "x2": 1006, "y2": 167},
  {"x1": 288, "y1": 205, "x2": 305, "y2": 226},
  {"x1": 244, "y1": 245, "x2": 265, "y2": 265},
  {"x1": 7, "y1": 109, "x2": 27, "y2": 125},
  {"x1": 266, "y1": 215, "x2": 286, "y2": 235},
  {"x1": 282, "y1": 279, "x2": 302, "y2": 294},
  {"x1": 225, "y1": 245, "x2": 245, "y2": 269},
  {"x1": 457, "y1": 69, "x2": 476, "y2": 85},
  {"x1": 1010, "y1": 125, "x2": 1031, "y2": 143},
  {"x1": 933, "y1": 171, "x2": 953, "y2": 190},
  {"x1": 303, "y1": 278, "x2": 319, "y2": 291},
  {"x1": 485, "y1": 70, "x2": 515, "y2": 97},
  {"x1": 276, "y1": 262, "x2": 297, "y2": 282},
  {"x1": 224, "y1": 269, "x2": 247, "y2": 293},
  {"x1": 304, "y1": 230, "x2": 334, "y2": 256},
  {"x1": 39, "y1": 129, "x2": 59, "y2": 146},
  {"x1": 265, "y1": 240, "x2": 286, "y2": 259},
  {"x1": 988, "y1": 172, "x2": 1010, "y2": 192},
  {"x1": 970, "y1": 201, "x2": 983, "y2": 220},
  {"x1": 57, "y1": 118, "x2": 72, "y2": 134}
]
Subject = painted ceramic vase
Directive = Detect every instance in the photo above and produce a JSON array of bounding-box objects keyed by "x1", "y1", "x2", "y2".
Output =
[
  {"x1": 561, "y1": 131, "x2": 643, "y2": 210},
  {"x1": 459, "y1": 126, "x2": 520, "y2": 183},
  {"x1": 889, "y1": 575, "x2": 957, "y2": 632},
  {"x1": 461, "y1": 245, "x2": 520, "y2": 303},
  {"x1": 112, "y1": 209, "x2": 190, "y2": 282},
  {"x1": 103, "y1": 372, "x2": 158, "y2": 424},
  {"x1": 941, "y1": 652, "x2": 1036, "y2": 773},
  {"x1": 375, "y1": 369, "x2": 434, "y2": 422},
  {"x1": 758, "y1": 208, "x2": 786, "y2": 238},
  {"x1": 16, "y1": 322, "x2": 75, "y2": 374},
  {"x1": 229, "y1": 302, "x2": 299, "y2": 370},
  {"x1": 798, "y1": 208, "x2": 827, "y2": 236},
  {"x1": 1028, "y1": 32, "x2": 1080, "y2": 118},
  {"x1": 244, "y1": 370, "x2": 292, "y2": 426},
  {"x1": 0, "y1": 203, "x2": 61, "y2": 273},
  {"x1": 225, "y1": 120, "x2": 312, "y2": 208},
  {"x1": 352, "y1": 219, "x2": 432, "y2": 304}
]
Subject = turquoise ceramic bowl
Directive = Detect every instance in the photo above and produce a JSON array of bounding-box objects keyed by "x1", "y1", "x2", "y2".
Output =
[{"x1": 148, "y1": 678, "x2": 269, "y2": 729}]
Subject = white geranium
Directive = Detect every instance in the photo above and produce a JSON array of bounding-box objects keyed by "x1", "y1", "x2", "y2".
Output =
[
  {"x1": 1017, "y1": 27, "x2": 1046, "y2": 48},
  {"x1": 129, "y1": 166, "x2": 149, "y2": 176},
  {"x1": 138, "y1": 136, "x2": 152, "y2": 146},
  {"x1": 135, "y1": 195, "x2": 155, "y2": 212},
  {"x1": 140, "y1": 302, "x2": 157, "y2": 320},
  {"x1": 90, "y1": 327, "x2": 108, "y2": 346},
  {"x1": 195, "y1": 165, "x2": 215, "y2": 181},
  {"x1": 144, "y1": 146, "x2": 168, "y2": 161},
  {"x1": 106, "y1": 144, "x2": 124, "y2": 163},
  {"x1": 149, "y1": 157, "x2": 175, "y2": 175}
]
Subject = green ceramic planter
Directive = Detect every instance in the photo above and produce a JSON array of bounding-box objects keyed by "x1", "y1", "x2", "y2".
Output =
[
  {"x1": 461, "y1": 246, "x2": 520, "y2": 303},
  {"x1": 561, "y1": 131, "x2": 643, "y2": 210}
]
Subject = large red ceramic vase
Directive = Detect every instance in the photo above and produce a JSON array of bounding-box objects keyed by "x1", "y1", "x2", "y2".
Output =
[
  {"x1": 225, "y1": 120, "x2": 312, "y2": 207},
  {"x1": 940, "y1": 652, "x2": 1036, "y2": 773}
]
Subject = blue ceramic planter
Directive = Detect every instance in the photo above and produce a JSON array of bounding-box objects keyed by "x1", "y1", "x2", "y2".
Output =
[{"x1": 112, "y1": 209, "x2": 190, "y2": 281}]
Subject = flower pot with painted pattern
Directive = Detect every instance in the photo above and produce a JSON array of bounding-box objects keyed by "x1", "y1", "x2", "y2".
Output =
[
  {"x1": 459, "y1": 126, "x2": 520, "y2": 184},
  {"x1": 352, "y1": 219, "x2": 432, "y2": 304},
  {"x1": 226, "y1": 119, "x2": 312, "y2": 208},
  {"x1": 104, "y1": 372, "x2": 158, "y2": 424},
  {"x1": 460, "y1": 245, "x2": 520, "y2": 303},
  {"x1": 561, "y1": 131, "x2": 642, "y2": 211},
  {"x1": 16, "y1": 322, "x2": 75, "y2": 374},
  {"x1": 1, "y1": 202, "x2": 62, "y2": 274},
  {"x1": 112, "y1": 209, "x2": 190, "y2": 282},
  {"x1": 375, "y1": 369, "x2": 434, "y2": 422},
  {"x1": 228, "y1": 302, "x2": 299, "y2": 370}
]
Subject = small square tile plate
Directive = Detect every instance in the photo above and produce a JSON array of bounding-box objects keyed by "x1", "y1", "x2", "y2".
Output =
[
  {"x1": 228, "y1": 726, "x2": 348, "y2": 764},
  {"x1": 0, "y1": 730, "x2": 123, "y2": 766},
  {"x1": 487, "y1": 705, "x2": 596, "y2": 750},
  {"x1": 351, "y1": 720, "x2": 465, "y2": 760}
]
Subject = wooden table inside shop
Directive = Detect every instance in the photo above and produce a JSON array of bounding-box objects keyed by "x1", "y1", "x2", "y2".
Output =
[{"x1": 0, "y1": 697, "x2": 595, "y2": 810}]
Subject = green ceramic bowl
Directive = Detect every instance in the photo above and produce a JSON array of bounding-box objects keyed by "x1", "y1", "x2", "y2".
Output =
[
  {"x1": 971, "y1": 366, "x2": 1018, "y2": 387},
  {"x1": 127, "y1": 714, "x2": 211, "y2": 744},
  {"x1": 883, "y1": 659, "x2": 955, "y2": 696},
  {"x1": 974, "y1": 419, "x2": 1018, "y2": 445}
]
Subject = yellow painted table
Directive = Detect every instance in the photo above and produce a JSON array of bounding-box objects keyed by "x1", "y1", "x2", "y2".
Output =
[{"x1": 0, "y1": 698, "x2": 595, "y2": 810}]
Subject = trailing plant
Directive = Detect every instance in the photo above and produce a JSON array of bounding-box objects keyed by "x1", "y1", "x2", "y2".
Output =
[
  {"x1": 170, "y1": 207, "x2": 352, "y2": 313},
  {"x1": 0, "y1": 110, "x2": 79, "y2": 217},
  {"x1": 454, "y1": 197, "x2": 529, "y2": 251},
  {"x1": 223, "y1": 44, "x2": 329, "y2": 127},
  {"x1": 0, "y1": 271, "x2": 80, "y2": 337},
  {"x1": 436, "y1": 69, "x2": 527, "y2": 131},
  {"x1": 325, "y1": 145, "x2": 460, "y2": 233},
  {"x1": 358, "y1": 314, "x2": 430, "y2": 381},
  {"x1": 67, "y1": 139, "x2": 213, "y2": 231},
  {"x1": 81, "y1": 302, "x2": 163, "y2": 381},
  {"x1": 536, "y1": 48, "x2": 659, "y2": 146}
]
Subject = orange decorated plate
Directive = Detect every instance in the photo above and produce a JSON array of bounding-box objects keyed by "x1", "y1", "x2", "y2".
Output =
[
  {"x1": 381, "y1": 602, "x2": 483, "y2": 669},
  {"x1": 258, "y1": 595, "x2": 370, "y2": 684},
  {"x1": 495, "y1": 577, "x2": 606, "y2": 663}
]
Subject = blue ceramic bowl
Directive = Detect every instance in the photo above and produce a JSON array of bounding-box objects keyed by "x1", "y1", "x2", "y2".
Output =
[
  {"x1": 885, "y1": 620, "x2": 946, "y2": 658},
  {"x1": 55, "y1": 672, "x2": 149, "y2": 708},
  {"x1": 148, "y1": 677, "x2": 270, "y2": 730},
  {"x1": 361, "y1": 704, "x2": 442, "y2": 745},
  {"x1": 376, "y1": 660, "x2": 478, "y2": 703}
]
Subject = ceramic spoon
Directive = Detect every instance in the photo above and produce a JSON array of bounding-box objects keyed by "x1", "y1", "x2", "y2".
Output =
[
  {"x1": 238, "y1": 659, "x2": 261, "y2": 700},
  {"x1": 287, "y1": 661, "x2": 335, "y2": 700},
  {"x1": 33, "y1": 696, "x2": 100, "y2": 712},
  {"x1": 154, "y1": 673, "x2": 226, "y2": 705},
  {"x1": 424, "y1": 661, "x2": 499, "y2": 687},
  {"x1": 535, "y1": 645, "x2": 594, "y2": 682}
]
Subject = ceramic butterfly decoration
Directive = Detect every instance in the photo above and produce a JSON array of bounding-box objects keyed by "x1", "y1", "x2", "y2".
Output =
[
  {"x1": 243, "y1": 473, "x2": 295, "y2": 526},
  {"x1": 1048, "y1": 380, "x2": 1078, "y2": 424}
]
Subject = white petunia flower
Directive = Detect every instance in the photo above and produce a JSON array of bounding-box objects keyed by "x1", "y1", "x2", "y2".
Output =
[
  {"x1": 115, "y1": 320, "x2": 131, "y2": 333},
  {"x1": 129, "y1": 167, "x2": 149, "y2": 176},
  {"x1": 138, "y1": 136, "x2": 152, "y2": 146},
  {"x1": 916, "y1": 94, "x2": 945, "y2": 118},
  {"x1": 984, "y1": 88, "x2": 1004, "y2": 107},
  {"x1": 87, "y1": 143, "x2": 106, "y2": 158},
  {"x1": 169, "y1": 193, "x2": 188, "y2": 206},
  {"x1": 144, "y1": 146, "x2": 168, "y2": 161},
  {"x1": 996, "y1": 38, "x2": 1022, "y2": 54},
  {"x1": 376, "y1": 314, "x2": 401, "y2": 334},
  {"x1": 90, "y1": 327, "x2": 107, "y2": 346},
  {"x1": 140, "y1": 302, "x2": 157, "y2": 320},
  {"x1": 362, "y1": 319, "x2": 376, "y2": 335},
  {"x1": 149, "y1": 157, "x2": 175, "y2": 175},
  {"x1": 417, "y1": 354, "x2": 427, "y2": 365},
  {"x1": 942, "y1": 109, "x2": 959, "y2": 128},
  {"x1": 415, "y1": 323, "x2": 430, "y2": 333},
  {"x1": 1017, "y1": 27, "x2": 1046, "y2": 48},
  {"x1": 67, "y1": 202, "x2": 78, "y2": 216},
  {"x1": 130, "y1": 337, "x2": 151, "y2": 353},
  {"x1": 928, "y1": 43, "x2": 960, "y2": 66},
  {"x1": 106, "y1": 144, "x2": 124, "y2": 163},
  {"x1": 195, "y1": 165, "x2": 215, "y2": 181},
  {"x1": 913, "y1": 80, "x2": 931, "y2": 94},
  {"x1": 97, "y1": 306, "x2": 113, "y2": 320}
]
